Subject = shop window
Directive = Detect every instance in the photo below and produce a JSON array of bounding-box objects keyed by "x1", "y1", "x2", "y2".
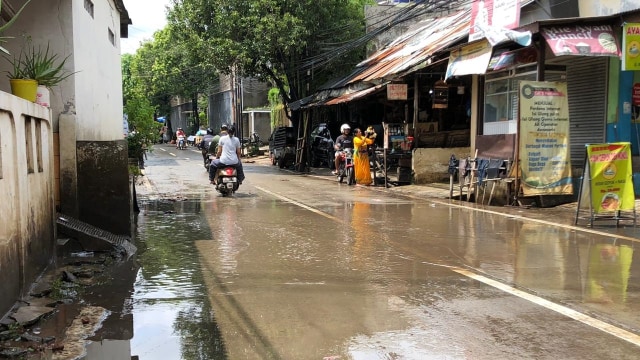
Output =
[
  {"x1": 483, "y1": 66, "x2": 565, "y2": 135},
  {"x1": 484, "y1": 71, "x2": 535, "y2": 135}
]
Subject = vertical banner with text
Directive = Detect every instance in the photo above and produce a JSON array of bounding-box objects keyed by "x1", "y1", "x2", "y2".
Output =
[
  {"x1": 586, "y1": 143, "x2": 635, "y2": 213},
  {"x1": 519, "y1": 81, "x2": 573, "y2": 196}
]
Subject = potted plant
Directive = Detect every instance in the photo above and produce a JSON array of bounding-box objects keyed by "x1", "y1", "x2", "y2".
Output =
[{"x1": 5, "y1": 38, "x2": 75, "y2": 103}]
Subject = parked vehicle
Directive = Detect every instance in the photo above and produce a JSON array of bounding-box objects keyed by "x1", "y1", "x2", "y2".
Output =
[
  {"x1": 213, "y1": 165, "x2": 240, "y2": 196},
  {"x1": 268, "y1": 126, "x2": 296, "y2": 168},
  {"x1": 309, "y1": 123, "x2": 334, "y2": 168},
  {"x1": 241, "y1": 131, "x2": 263, "y2": 156},
  {"x1": 336, "y1": 149, "x2": 355, "y2": 185}
]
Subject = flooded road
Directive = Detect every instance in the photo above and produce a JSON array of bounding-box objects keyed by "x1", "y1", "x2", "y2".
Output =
[{"x1": 123, "y1": 145, "x2": 640, "y2": 359}]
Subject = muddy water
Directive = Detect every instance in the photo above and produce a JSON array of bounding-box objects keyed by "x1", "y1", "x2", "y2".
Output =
[{"x1": 128, "y1": 200, "x2": 226, "y2": 359}]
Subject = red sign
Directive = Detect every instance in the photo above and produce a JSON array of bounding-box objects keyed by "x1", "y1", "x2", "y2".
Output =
[
  {"x1": 541, "y1": 24, "x2": 620, "y2": 57},
  {"x1": 633, "y1": 83, "x2": 640, "y2": 105}
]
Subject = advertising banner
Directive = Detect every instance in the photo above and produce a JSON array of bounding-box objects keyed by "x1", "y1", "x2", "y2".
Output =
[
  {"x1": 541, "y1": 24, "x2": 620, "y2": 57},
  {"x1": 623, "y1": 23, "x2": 640, "y2": 70},
  {"x1": 445, "y1": 40, "x2": 493, "y2": 80},
  {"x1": 586, "y1": 143, "x2": 635, "y2": 213},
  {"x1": 469, "y1": 0, "x2": 521, "y2": 42},
  {"x1": 519, "y1": 81, "x2": 573, "y2": 196}
]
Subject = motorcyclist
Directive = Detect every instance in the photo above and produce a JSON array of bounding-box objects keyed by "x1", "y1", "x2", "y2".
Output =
[
  {"x1": 176, "y1": 127, "x2": 186, "y2": 149},
  {"x1": 333, "y1": 123, "x2": 354, "y2": 175},
  {"x1": 207, "y1": 124, "x2": 229, "y2": 156},
  {"x1": 209, "y1": 125, "x2": 245, "y2": 185},
  {"x1": 199, "y1": 128, "x2": 215, "y2": 166}
]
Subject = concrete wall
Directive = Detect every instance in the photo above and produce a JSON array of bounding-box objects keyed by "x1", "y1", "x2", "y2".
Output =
[
  {"x1": 0, "y1": 92, "x2": 55, "y2": 316},
  {"x1": 0, "y1": 0, "x2": 131, "y2": 233},
  {"x1": 413, "y1": 147, "x2": 471, "y2": 184}
]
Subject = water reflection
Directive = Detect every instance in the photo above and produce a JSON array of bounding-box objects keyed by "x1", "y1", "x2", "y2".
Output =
[{"x1": 131, "y1": 200, "x2": 226, "y2": 359}]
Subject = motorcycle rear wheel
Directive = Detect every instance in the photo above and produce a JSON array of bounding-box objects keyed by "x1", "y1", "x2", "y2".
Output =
[{"x1": 346, "y1": 167, "x2": 355, "y2": 185}]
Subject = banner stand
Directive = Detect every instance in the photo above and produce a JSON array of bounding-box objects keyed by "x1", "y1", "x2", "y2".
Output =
[{"x1": 574, "y1": 143, "x2": 637, "y2": 227}]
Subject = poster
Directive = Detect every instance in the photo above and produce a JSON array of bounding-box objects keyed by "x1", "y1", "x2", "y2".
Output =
[
  {"x1": 586, "y1": 143, "x2": 635, "y2": 213},
  {"x1": 623, "y1": 23, "x2": 640, "y2": 70},
  {"x1": 519, "y1": 81, "x2": 573, "y2": 196},
  {"x1": 469, "y1": 0, "x2": 521, "y2": 42}
]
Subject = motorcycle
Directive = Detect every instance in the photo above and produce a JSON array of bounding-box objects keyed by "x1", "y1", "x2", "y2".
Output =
[
  {"x1": 177, "y1": 135, "x2": 186, "y2": 150},
  {"x1": 213, "y1": 165, "x2": 240, "y2": 196},
  {"x1": 336, "y1": 148, "x2": 355, "y2": 185}
]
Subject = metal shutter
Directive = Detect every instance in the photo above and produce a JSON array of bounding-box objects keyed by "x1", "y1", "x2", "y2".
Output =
[{"x1": 565, "y1": 57, "x2": 608, "y2": 166}]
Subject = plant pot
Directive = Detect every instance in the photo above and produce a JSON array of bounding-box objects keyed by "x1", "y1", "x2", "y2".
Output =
[
  {"x1": 10, "y1": 79, "x2": 38, "y2": 102},
  {"x1": 36, "y1": 85, "x2": 50, "y2": 107}
]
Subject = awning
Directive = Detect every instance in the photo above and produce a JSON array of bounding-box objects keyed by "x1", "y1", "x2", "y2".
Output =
[
  {"x1": 541, "y1": 23, "x2": 620, "y2": 57},
  {"x1": 323, "y1": 84, "x2": 387, "y2": 106}
]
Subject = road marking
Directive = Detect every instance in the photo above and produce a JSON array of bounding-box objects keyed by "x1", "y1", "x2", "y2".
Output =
[
  {"x1": 255, "y1": 186, "x2": 342, "y2": 222},
  {"x1": 159, "y1": 148, "x2": 167, "y2": 152},
  {"x1": 169, "y1": 153, "x2": 176, "y2": 157},
  {"x1": 442, "y1": 265, "x2": 640, "y2": 347}
]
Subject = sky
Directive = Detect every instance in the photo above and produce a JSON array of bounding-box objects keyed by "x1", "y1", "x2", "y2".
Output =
[{"x1": 121, "y1": 0, "x2": 172, "y2": 54}]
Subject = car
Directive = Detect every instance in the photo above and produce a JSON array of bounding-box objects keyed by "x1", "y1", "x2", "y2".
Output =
[
  {"x1": 268, "y1": 126, "x2": 297, "y2": 168},
  {"x1": 309, "y1": 123, "x2": 335, "y2": 169}
]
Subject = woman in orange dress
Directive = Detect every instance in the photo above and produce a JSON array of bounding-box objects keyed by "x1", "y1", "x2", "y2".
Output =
[{"x1": 353, "y1": 127, "x2": 376, "y2": 185}]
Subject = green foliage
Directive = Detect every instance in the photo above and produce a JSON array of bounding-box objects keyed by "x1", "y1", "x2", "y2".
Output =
[
  {"x1": 4, "y1": 37, "x2": 76, "y2": 88},
  {"x1": 168, "y1": 0, "x2": 369, "y2": 107},
  {"x1": 0, "y1": 0, "x2": 32, "y2": 55}
]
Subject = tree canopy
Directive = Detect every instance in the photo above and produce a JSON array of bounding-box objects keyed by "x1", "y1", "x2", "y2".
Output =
[{"x1": 168, "y1": 0, "x2": 371, "y2": 106}]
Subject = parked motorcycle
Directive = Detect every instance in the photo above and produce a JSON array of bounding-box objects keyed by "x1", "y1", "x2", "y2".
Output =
[
  {"x1": 177, "y1": 135, "x2": 186, "y2": 150},
  {"x1": 213, "y1": 165, "x2": 240, "y2": 196},
  {"x1": 336, "y1": 149, "x2": 355, "y2": 185}
]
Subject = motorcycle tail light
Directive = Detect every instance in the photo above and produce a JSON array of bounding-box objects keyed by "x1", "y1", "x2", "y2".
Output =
[{"x1": 222, "y1": 168, "x2": 235, "y2": 176}]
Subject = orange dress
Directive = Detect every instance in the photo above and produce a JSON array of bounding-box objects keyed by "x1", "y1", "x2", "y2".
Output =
[{"x1": 353, "y1": 135, "x2": 374, "y2": 185}]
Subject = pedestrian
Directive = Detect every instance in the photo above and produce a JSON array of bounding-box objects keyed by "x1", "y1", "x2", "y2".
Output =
[{"x1": 353, "y1": 127, "x2": 376, "y2": 185}]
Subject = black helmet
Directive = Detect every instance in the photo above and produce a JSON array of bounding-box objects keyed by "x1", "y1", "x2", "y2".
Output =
[
  {"x1": 227, "y1": 126, "x2": 236, "y2": 135},
  {"x1": 206, "y1": 127, "x2": 213, "y2": 135}
]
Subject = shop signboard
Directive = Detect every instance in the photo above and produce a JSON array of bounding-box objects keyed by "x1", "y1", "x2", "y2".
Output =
[
  {"x1": 623, "y1": 23, "x2": 640, "y2": 71},
  {"x1": 584, "y1": 143, "x2": 635, "y2": 213},
  {"x1": 387, "y1": 84, "x2": 407, "y2": 100},
  {"x1": 518, "y1": 81, "x2": 573, "y2": 196},
  {"x1": 541, "y1": 24, "x2": 620, "y2": 57}
]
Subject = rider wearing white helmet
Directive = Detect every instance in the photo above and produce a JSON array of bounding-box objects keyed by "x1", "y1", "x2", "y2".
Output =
[{"x1": 333, "y1": 123, "x2": 354, "y2": 174}]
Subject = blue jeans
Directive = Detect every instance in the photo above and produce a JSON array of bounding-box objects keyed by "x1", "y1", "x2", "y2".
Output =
[{"x1": 209, "y1": 159, "x2": 245, "y2": 183}]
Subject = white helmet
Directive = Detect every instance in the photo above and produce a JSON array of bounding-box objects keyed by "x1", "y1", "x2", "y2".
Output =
[{"x1": 340, "y1": 123, "x2": 351, "y2": 132}]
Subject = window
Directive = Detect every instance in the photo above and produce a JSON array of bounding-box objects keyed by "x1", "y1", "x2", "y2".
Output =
[
  {"x1": 483, "y1": 71, "x2": 536, "y2": 136},
  {"x1": 36, "y1": 119, "x2": 43, "y2": 173},
  {"x1": 108, "y1": 28, "x2": 115, "y2": 46},
  {"x1": 25, "y1": 117, "x2": 33, "y2": 174},
  {"x1": 0, "y1": 130, "x2": 3, "y2": 179},
  {"x1": 84, "y1": 0, "x2": 94, "y2": 18}
]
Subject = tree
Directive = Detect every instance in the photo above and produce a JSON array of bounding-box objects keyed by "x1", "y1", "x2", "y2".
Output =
[{"x1": 168, "y1": 0, "x2": 370, "y2": 122}]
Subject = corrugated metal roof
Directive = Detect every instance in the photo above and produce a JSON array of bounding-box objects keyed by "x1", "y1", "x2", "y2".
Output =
[
  {"x1": 323, "y1": 83, "x2": 388, "y2": 106},
  {"x1": 300, "y1": 8, "x2": 471, "y2": 109},
  {"x1": 349, "y1": 9, "x2": 471, "y2": 84}
]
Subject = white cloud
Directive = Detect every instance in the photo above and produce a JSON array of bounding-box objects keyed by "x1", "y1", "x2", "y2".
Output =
[{"x1": 121, "y1": 0, "x2": 171, "y2": 54}]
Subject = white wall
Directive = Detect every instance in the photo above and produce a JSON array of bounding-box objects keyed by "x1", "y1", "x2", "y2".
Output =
[{"x1": 72, "y1": 0, "x2": 124, "y2": 141}]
